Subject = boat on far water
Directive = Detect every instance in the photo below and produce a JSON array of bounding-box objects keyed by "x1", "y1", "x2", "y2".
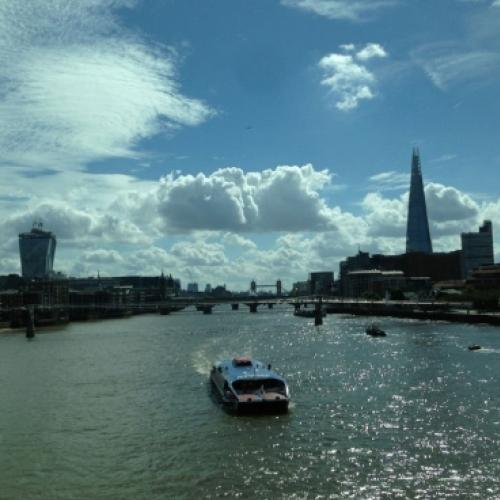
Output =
[
  {"x1": 210, "y1": 357, "x2": 290, "y2": 414},
  {"x1": 366, "y1": 324, "x2": 387, "y2": 337}
]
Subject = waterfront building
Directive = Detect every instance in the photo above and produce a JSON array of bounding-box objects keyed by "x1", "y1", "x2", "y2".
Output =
[
  {"x1": 211, "y1": 284, "x2": 232, "y2": 297},
  {"x1": 339, "y1": 250, "x2": 462, "y2": 297},
  {"x1": 0, "y1": 274, "x2": 24, "y2": 291},
  {"x1": 291, "y1": 281, "x2": 310, "y2": 296},
  {"x1": 406, "y1": 148, "x2": 433, "y2": 254},
  {"x1": 24, "y1": 279, "x2": 69, "y2": 307},
  {"x1": 461, "y1": 220, "x2": 494, "y2": 278},
  {"x1": 339, "y1": 251, "x2": 371, "y2": 296},
  {"x1": 187, "y1": 282, "x2": 199, "y2": 293},
  {"x1": 19, "y1": 222, "x2": 57, "y2": 279},
  {"x1": 371, "y1": 251, "x2": 462, "y2": 282},
  {"x1": 469, "y1": 264, "x2": 500, "y2": 290},
  {"x1": 309, "y1": 272, "x2": 334, "y2": 295},
  {"x1": 344, "y1": 269, "x2": 406, "y2": 299},
  {"x1": 68, "y1": 274, "x2": 175, "y2": 302}
]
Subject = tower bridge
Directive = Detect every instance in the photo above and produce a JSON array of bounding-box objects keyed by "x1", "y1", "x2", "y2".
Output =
[{"x1": 250, "y1": 279, "x2": 282, "y2": 296}]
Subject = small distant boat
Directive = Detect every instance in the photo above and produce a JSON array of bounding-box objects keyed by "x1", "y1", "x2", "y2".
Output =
[
  {"x1": 468, "y1": 344, "x2": 481, "y2": 351},
  {"x1": 293, "y1": 308, "x2": 326, "y2": 318},
  {"x1": 210, "y1": 356, "x2": 290, "y2": 414},
  {"x1": 366, "y1": 324, "x2": 386, "y2": 337}
]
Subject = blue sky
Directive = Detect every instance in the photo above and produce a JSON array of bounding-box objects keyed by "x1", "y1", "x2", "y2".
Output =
[{"x1": 0, "y1": 0, "x2": 499, "y2": 290}]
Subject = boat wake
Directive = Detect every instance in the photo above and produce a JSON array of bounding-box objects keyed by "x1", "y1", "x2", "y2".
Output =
[{"x1": 191, "y1": 348, "x2": 213, "y2": 376}]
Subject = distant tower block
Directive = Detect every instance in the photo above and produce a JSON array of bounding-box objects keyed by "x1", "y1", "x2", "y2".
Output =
[
  {"x1": 276, "y1": 279, "x2": 282, "y2": 297},
  {"x1": 406, "y1": 148, "x2": 433, "y2": 254},
  {"x1": 250, "y1": 280, "x2": 256, "y2": 294}
]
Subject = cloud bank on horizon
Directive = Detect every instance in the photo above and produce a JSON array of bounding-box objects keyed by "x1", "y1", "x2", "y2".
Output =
[
  {"x1": 0, "y1": 0, "x2": 499, "y2": 289},
  {"x1": 2, "y1": 162, "x2": 498, "y2": 288}
]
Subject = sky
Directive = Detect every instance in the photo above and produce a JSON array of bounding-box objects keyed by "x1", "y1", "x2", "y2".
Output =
[{"x1": 0, "y1": 0, "x2": 499, "y2": 291}]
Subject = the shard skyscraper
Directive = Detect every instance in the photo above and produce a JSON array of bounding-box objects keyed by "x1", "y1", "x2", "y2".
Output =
[{"x1": 406, "y1": 148, "x2": 433, "y2": 254}]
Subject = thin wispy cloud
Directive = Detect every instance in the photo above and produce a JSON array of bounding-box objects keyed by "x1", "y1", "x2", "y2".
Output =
[
  {"x1": 281, "y1": 0, "x2": 397, "y2": 21},
  {"x1": 412, "y1": 43, "x2": 500, "y2": 90},
  {"x1": 368, "y1": 171, "x2": 409, "y2": 191},
  {"x1": 0, "y1": 0, "x2": 213, "y2": 170},
  {"x1": 429, "y1": 154, "x2": 457, "y2": 164},
  {"x1": 319, "y1": 43, "x2": 388, "y2": 110}
]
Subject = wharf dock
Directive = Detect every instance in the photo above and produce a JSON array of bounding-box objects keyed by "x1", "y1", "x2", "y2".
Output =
[{"x1": 323, "y1": 301, "x2": 500, "y2": 326}]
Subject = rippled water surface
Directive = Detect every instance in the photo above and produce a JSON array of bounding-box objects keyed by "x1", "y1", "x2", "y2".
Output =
[{"x1": 1, "y1": 307, "x2": 499, "y2": 499}]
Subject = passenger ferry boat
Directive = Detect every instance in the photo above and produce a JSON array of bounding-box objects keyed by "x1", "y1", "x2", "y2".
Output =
[{"x1": 210, "y1": 357, "x2": 290, "y2": 413}]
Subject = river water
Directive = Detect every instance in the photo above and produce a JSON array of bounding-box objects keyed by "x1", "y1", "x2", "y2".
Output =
[{"x1": 1, "y1": 306, "x2": 499, "y2": 499}]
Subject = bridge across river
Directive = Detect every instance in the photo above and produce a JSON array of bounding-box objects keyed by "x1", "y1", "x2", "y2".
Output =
[{"x1": 4, "y1": 297, "x2": 500, "y2": 336}]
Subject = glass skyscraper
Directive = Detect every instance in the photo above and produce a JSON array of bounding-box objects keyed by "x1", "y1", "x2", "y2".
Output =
[
  {"x1": 19, "y1": 223, "x2": 57, "y2": 279},
  {"x1": 406, "y1": 148, "x2": 433, "y2": 254}
]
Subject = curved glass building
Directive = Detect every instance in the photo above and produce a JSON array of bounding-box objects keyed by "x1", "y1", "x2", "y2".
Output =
[{"x1": 19, "y1": 223, "x2": 57, "y2": 279}]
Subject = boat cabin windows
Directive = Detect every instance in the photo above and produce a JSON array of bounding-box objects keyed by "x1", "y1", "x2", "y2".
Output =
[
  {"x1": 232, "y1": 357, "x2": 252, "y2": 367},
  {"x1": 232, "y1": 379, "x2": 286, "y2": 395}
]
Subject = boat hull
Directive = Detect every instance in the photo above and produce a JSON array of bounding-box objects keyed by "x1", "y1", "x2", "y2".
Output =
[{"x1": 234, "y1": 399, "x2": 289, "y2": 414}]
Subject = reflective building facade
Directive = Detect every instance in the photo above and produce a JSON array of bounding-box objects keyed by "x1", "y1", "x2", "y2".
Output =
[
  {"x1": 461, "y1": 220, "x2": 494, "y2": 278},
  {"x1": 19, "y1": 224, "x2": 57, "y2": 279},
  {"x1": 406, "y1": 148, "x2": 433, "y2": 254}
]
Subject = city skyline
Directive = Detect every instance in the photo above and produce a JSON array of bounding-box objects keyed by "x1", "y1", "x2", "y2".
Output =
[{"x1": 0, "y1": 0, "x2": 499, "y2": 289}]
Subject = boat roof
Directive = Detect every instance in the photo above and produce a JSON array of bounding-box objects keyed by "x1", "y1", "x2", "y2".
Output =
[{"x1": 214, "y1": 357, "x2": 287, "y2": 384}]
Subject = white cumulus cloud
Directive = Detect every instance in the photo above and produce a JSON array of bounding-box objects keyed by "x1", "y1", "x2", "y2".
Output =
[
  {"x1": 425, "y1": 183, "x2": 479, "y2": 222},
  {"x1": 1, "y1": 201, "x2": 152, "y2": 250},
  {"x1": 319, "y1": 44, "x2": 388, "y2": 110},
  {"x1": 154, "y1": 164, "x2": 335, "y2": 233}
]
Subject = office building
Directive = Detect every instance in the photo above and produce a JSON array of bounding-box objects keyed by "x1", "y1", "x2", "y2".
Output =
[
  {"x1": 309, "y1": 272, "x2": 334, "y2": 295},
  {"x1": 339, "y1": 250, "x2": 462, "y2": 297},
  {"x1": 19, "y1": 223, "x2": 56, "y2": 279},
  {"x1": 461, "y1": 221, "x2": 494, "y2": 278},
  {"x1": 344, "y1": 270, "x2": 405, "y2": 298},
  {"x1": 339, "y1": 251, "x2": 371, "y2": 295},
  {"x1": 469, "y1": 264, "x2": 500, "y2": 290},
  {"x1": 406, "y1": 148, "x2": 433, "y2": 254}
]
